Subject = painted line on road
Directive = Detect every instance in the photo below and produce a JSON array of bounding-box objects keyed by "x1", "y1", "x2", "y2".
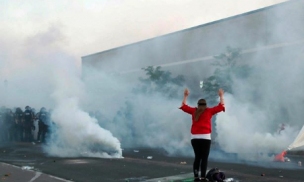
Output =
[
  {"x1": 144, "y1": 173, "x2": 193, "y2": 182},
  {"x1": 49, "y1": 175, "x2": 73, "y2": 182},
  {"x1": 1, "y1": 162, "x2": 73, "y2": 182},
  {"x1": 29, "y1": 172, "x2": 42, "y2": 182}
]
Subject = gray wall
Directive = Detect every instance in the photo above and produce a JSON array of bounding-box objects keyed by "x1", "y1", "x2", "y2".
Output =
[{"x1": 82, "y1": 0, "x2": 304, "y2": 85}]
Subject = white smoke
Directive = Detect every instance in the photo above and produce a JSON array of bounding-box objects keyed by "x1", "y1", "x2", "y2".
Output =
[
  {"x1": 215, "y1": 94, "x2": 299, "y2": 161},
  {"x1": 0, "y1": 26, "x2": 122, "y2": 158},
  {"x1": 83, "y1": 69, "x2": 193, "y2": 156},
  {"x1": 45, "y1": 58, "x2": 122, "y2": 158},
  {"x1": 46, "y1": 98, "x2": 122, "y2": 158}
]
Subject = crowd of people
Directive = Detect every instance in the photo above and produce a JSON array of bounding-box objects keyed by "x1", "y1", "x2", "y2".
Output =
[{"x1": 0, "y1": 106, "x2": 52, "y2": 143}]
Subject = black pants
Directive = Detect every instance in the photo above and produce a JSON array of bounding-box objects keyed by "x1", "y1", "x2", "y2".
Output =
[
  {"x1": 37, "y1": 124, "x2": 48, "y2": 142},
  {"x1": 24, "y1": 125, "x2": 33, "y2": 142},
  {"x1": 191, "y1": 139, "x2": 211, "y2": 178}
]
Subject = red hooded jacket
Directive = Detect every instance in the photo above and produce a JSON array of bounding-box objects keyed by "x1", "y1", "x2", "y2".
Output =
[{"x1": 179, "y1": 103, "x2": 225, "y2": 134}]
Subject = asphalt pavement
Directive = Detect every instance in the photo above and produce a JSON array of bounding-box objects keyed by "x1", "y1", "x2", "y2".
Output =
[{"x1": 0, "y1": 142, "x2": 303, "y2": 182}]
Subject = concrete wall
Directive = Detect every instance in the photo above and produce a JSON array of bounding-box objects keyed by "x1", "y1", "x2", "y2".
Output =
[{"x1": 82, "y1": 0, "x2": 304, "y2": 83}]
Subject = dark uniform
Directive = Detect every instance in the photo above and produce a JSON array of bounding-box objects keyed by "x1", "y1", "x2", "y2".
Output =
[
  {"x1": 0, "y1": 107, "x2": 5, "y2": 142},
  {"x1": 23, "y1": 106, "x2": 34, "y2": 142},
  {"x1": 37, "y1": 107, "x2": 49, "y2": 143},
  {"x1": 15, "y1": 108, "x2": 24, "y2": 141},
  {"x1": 4, "y1": 109, "x2": 15, "y2": 142}
]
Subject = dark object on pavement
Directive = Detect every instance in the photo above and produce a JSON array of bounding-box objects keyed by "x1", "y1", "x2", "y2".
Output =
[{"x1": 206, "y1": 168, "x2": 226, "y2": 182}]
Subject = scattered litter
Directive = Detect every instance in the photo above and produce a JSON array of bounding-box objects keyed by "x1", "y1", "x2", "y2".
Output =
[
  {"x1": 224, "y1": 178, "x2": 235, "y2": 182},
  {"x1": 133, "y1": 150, "x2": 139, "y2": 153},
  {"x1": 261, "y1": 173, "x2": 265, "y2": 176},
  {"x1": 147, "y1": 156, "x2": 153, "y2": 159},
  {"x1": 3, "y1": 150, "x2": 5, "y2": 153},
  {"x1": 4, "y1": 173, "x2": 10, "y2": 177},
  {"x1": 279, "y1": 176, "x2": 284, "y2": 178},
  {"x1": 279, "y1": 170, "x2": 282, "y2": 173},
  {"x1": 32, "y1": 142, "x2": 36, "y2": 145},
  {"x1": 298, "y1": 161, "x2": 302, "y2": 167},
  {"x1": 180, "y1": 162, "x2": 187, "y2": 165},
  {"x1": 24, "y1": 155, "x2": 26, "y2": 158},
  {"x1": 21, "y1": 166, "x2": 34, "y2": 170},
  {"x1": 125, "y1": 177, "x2": 148, "y2": 181}
]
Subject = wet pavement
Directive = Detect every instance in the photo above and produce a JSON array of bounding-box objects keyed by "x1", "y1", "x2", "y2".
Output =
[{"x1": 0, "y1": 142, "x2": 303, "y2": 182}]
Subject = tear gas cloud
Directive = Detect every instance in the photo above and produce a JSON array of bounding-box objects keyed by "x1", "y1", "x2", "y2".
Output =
[
  {"x1": 1, "y1": 0, "x2": 304, "y2": 163},
  {"x1": 83, "y1": 69, "x2": 191, "y2": 156},
  {"x1": 216, "y1": 49, "x2": 304, "y2": 161},
  {"x1": 82, "y1": 0, "x2": 304, "y2": 162},
  {"x1": 0, "y1": 27, "x2": 122, "y2": 158}
]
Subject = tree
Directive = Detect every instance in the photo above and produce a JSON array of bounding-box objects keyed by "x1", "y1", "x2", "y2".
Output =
[
  {"x1": 202, "y1": 46, "x2": 251, "y2": 105},
  {"x1": 134, "y1": 66, "x2": 185, "y2": 99}
]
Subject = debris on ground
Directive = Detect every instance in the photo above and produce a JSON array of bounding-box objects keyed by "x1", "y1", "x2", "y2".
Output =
[
  {"x1": 147, "y1": 156, "x2": 153, "y2": 159},
  {"x1": 261, "y1": 173, "x2": 265, "y2": 176},
  {"x1": 284, "y1": 157, "x2": 291, "y2": 162},
  {"x1": 3, "y1": 173, "x2": 11, "y2": 177},
  {"x1": 125, "y1": 176, "x2": 148, "y2": 182},
  {"x1": 298, "y1": 161, "x2": 302, "y2": 167},
  {"x1": 133, "y1": 150, "x2": 139, "y2": 153},
  {"x1": 32, "y1": 142, "x2": 36, "y2": 145},
  {"x1": 180, "y1": 162, "x2": 187, "y2": 165},
  {"x1": 21, "y1": 166, "x2": 34, "y2": 170},
  {"x1": 224, "y1": 178, "x2": 235, "y2": 182},
  {"x1": 279, "y1": 175, "x2": 284, "y2": 178}
]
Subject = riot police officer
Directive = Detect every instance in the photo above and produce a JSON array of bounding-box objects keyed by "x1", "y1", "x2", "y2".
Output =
[
  {"x1": 36, "y1": 107, "x2": 49, "y2": 143},
  {"x1": 23, "y1": 106, "x2": 34, "y2": 142},
  {"x1": 15, "y1": 107, "x2": 24, "y2": 141},
  {"x1": 4, "y1": 108, "x2": 15, "y2": 142},
  {"x1": 0, "y1": 107, "x2": 6, "y2": 142}
]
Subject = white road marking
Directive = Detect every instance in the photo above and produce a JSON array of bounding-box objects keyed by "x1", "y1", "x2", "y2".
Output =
[
  {"x1": 49, "y1": 175, "x2": 73, "y2": 182},
  {"x1": 29, "y1": 172, "x2": 41, "y2": 182},
  {"x1": 1, "y1": 162, "x2": 73, "y2": 182}
]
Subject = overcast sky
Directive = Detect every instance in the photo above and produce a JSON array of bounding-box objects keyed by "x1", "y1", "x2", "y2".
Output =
[{"x1": 0, "y1": 0, "x2": 288, "y2": 64}]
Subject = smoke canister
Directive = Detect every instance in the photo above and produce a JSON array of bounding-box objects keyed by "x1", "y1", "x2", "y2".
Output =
[{"x1": 298, "y1": 161, "x2": 302, "y2": 167}]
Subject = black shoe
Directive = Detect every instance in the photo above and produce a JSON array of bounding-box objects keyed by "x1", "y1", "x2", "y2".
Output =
[{"x1": 200, "y1": 178, "x2": 208, "y2": 182}]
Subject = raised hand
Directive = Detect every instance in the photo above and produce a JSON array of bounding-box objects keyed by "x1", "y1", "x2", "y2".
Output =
[
  {"x1": 184, "y1": 88, "x2": 189, "y2": 97},
  {"x1": 218, "y1": 88, "x2": 224, "y2": 97}
]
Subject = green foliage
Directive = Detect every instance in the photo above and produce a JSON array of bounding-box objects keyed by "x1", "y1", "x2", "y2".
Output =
[
  {"x1": 202, "y1": 46, "x2": 251, "y2": 104},
  {"x1": 134, "y1": 66, "x2": 185, "y2": 98}
]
